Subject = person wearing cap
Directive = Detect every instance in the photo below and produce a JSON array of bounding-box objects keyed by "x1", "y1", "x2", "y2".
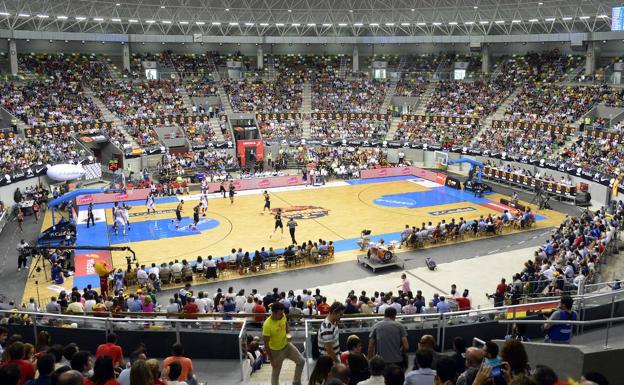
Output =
[{"x1": 262, "y1": 302, "x2": 304, "y2": 385}]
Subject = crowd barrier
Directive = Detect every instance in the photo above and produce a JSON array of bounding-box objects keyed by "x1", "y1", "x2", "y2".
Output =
[
  {"x1": 359, "y1": 166, "x2": 447, "y2": 185},
  {"x1": 204, "y1": 174, "x2": 306, "y2": 192}
]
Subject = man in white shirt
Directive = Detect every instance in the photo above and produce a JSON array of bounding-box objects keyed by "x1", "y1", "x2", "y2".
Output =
[
  {"x1": 234, "y1": 290, "x2": 247, "y2": 311},
  {"x1": 195, "y1": 292, "x2": 208, "y2": 313},
  {"x1": 242, "y1": 296, "x2": 256, "y2": 313}
]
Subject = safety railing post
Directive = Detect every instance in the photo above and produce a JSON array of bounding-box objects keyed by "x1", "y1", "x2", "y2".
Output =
[{"x1": 605, "y1": 294, "x2": 616, "y2": 349}]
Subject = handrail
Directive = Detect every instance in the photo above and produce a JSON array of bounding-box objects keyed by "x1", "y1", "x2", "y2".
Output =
[
  {"x1": 498, "y1": 316, "x2": 624, "y2": 326},
  {"x1": 8, "y1": 288, "x2": 624, "y2": 324}
]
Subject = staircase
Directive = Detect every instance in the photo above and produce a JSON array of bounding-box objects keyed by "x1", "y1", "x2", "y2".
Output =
[
  {"x1": 101, "y1": 58, "x2": 124, "y2": 80},
  {"x1": 217, "y1": 85, "x2": 234, "y2": 114},
  {"x1": 177, "y1": 87, "x2": 195, "y2": 114},
  {"x1": 301, "y1": 119, "x2": 312, "y2": 139},
  {"x1": 84, "y1": 88, "x2": 138, "y2": 149},
  {"x1": 302, "y1": 82, "x2": 312, "y2": 112},
  {"x1": 338, "y1": 56, "x2": 348, "y2": 78},
  {"x1": 564, "y1": 61, "x2": 587, "y2": 83},
  {"x1": 413, "y1": 81, "x2": 437, "y2": 115},
  {"x1": 471, "y1": 86, "x2": 521, "y2": 146},
  {"x1": 385, "y1": 116, "x2": 402, "y2": 140},
  {"x1": 266, "y1": 56, "x2": 277, "y2": 81},
  {"x1": 380, "y1": 79, "x2": 398, "y2": 112},
  {"x1": 207, "y1": 57, "x2": 221, "y2": 81},
  {"x1": 210, "y1": 118, "x2": 226, "y2": 141}
]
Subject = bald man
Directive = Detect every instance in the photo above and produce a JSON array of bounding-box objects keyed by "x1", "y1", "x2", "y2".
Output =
[
  {"x1": 325, "y1": 364, "x2": 351, "y2": 385},
  {"x1": 416, "y1": 335, "x2": 440, "y2": 370},
  {"x1": 456, "y1": 347, "x2": 484, "y2": 385},
  {"x1": 57, "y1": 370, "x2": 84, "y2": 385}
]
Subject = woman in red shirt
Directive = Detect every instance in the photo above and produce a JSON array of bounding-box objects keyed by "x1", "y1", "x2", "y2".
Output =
[{"x1": 84, "y1": 356, "x2": 121, "y2": 385}]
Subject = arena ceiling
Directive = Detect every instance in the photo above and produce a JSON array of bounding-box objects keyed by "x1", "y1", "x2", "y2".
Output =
[{"x1": 0, "y1": 0, "x2": 620, "y2": 37}]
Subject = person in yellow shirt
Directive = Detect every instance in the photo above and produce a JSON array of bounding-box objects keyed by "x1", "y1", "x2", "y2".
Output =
[{"x1": 262, "y1": 302, "x2": 304, "y2": 385}]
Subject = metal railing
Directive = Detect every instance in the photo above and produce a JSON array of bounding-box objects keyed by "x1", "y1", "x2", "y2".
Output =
[
  {"x1": 499, "y1": 314, "x2": 624, "y2": 350},
  {"x1": 0, "y1": 309, "x2": 248, "y2": 381},
  {"x1": 302, "y1": 288, "x2": 624, "y2": 372}
]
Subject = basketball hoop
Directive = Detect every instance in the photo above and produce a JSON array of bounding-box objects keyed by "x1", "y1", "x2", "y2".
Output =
[{"x1": 434, "y1": 151, "x2": 449, "y2": 171}]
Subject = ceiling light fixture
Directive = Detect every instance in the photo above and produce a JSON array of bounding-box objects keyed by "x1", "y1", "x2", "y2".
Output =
[
  {"x1": 57, "y1": 15, "x2": 68, "y2": 20},
  {"x1": 93, "y1": 17, "x2": 104, "y2": 21}
]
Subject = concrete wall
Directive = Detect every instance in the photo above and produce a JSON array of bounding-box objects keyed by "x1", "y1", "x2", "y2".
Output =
[{"x1": 7, "y1": 39, "x2": 624, "y2": 60}]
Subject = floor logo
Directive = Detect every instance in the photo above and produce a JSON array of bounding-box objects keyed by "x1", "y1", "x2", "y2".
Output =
[
  {"x1": 428, "y1": 207, "x2": 476, "y2": 216},
  {"x1": 129, "y1": 209, "x2": 176, "y2": 217},
  {"x1": 272, "y1": 206, "x2": 329, "y2": 219}
]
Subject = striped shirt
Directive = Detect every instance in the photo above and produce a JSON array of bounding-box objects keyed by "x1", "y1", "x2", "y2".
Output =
[{"x1": 317, "y1": 317, "x2": 340, "y2": 357}]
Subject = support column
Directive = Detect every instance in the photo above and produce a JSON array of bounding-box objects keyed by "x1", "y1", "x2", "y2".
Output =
[
  {"x1": 122, "y1": 43, "x2": 131, "y2": 72},
  {"x1": 585, "y1": 41, "x2": 597, "y2": 76},
  {"x1": 9, "y1": 40, "x2": 17, "y2": 76},
  {"x1": 257, "y1": 45, "x2": 263, "y2": 70},
  {"x1": 481, "y1": 44, "x2": 491, "y2": 75},
  {"x1": 352, "y1": 45, "x2": 359, "y2": 73}
]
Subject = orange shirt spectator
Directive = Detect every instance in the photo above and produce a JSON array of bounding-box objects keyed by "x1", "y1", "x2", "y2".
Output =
[
  {"x1": 95, "y1": 334, "x2": 125, "y2": 368},
  {"x1": 163, "y1": 343, "x2": 194, "y2": 382}
]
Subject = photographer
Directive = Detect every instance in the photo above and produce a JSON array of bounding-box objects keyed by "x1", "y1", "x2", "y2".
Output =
[{"x1": 17, "y1": 239, "x2": 29, "y2": 272}]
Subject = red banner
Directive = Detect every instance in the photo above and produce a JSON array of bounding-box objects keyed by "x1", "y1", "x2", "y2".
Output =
[
  {"x1": 76, "y1": 188, "x2": 151, "y2": 206},
  {"x1": 360, "y1": 166, "x2": 413, "y2": 179},
  {"x1": 207, "y1": 175, "x2": 305, "y2": 192},
  {"x1": 74, "y1": 251, "x2": 112, "y2": 277}
]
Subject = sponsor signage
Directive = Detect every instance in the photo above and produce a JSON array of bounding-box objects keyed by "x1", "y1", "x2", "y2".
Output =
[
  {"x1": 23, "y1": 121, "x2": 113, "y2": 138},
  {"x1": 482, "y1": 166, "x2": 576, "y2": 197},
  {"x1": 401, "y1": 114, "x2": 480, "y2": 126},
  {"x1": 127, "y1": 114, "x2": 221, "y2": 128},
  {"x1": 310, "y1": 112, "x2": 391, "y2": 121},
  {"x1": 491, "y1": 120, "x2": 575, "y2": 135},
  {"x1": 256, "y1": 112, "x2": 302, "y2": 122},
  {"x1": 429, "y1": 207, "x2": 476, "y2": 216},
  {"x1": 129, "y1": 209, "x2": 176, "y2": 217}
]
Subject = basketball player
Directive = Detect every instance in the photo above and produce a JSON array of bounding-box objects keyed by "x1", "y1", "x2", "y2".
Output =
[
  {"x1": 113, "y1": 202, "x2": 127, "y2": 236},
  {"x1": 200, "y1": 190, "x2": 208, "y2": 217},
  {"x1": 219, "y1": 181, "x2": 227, "y2": 198},
  {"x1": 146, "y1": 192, "x2": 156, "y2": 215},
  {"x1": 262, "y1": 190, "x2": 271, "y2": 214},
  {"x1": 192, "y1": 204, "x2": 200, "y2": 230},
  {"x1": 229, "y1": 181, "x2": 235, "y2": 205},
  {"x1": 122, "y1": 203, "x2": 131, "y2": 231},
  {"x1": 173, "y1": 200, "x2": 184, "y2": 228},
  {"x1": 269, "y1": 208, "x2": 284, "y2": 239}
]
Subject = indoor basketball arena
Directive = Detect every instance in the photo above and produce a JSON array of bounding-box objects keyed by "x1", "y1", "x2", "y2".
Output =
[{"x1": 0, "y1": 1, "x2": 623, "y2": 385}]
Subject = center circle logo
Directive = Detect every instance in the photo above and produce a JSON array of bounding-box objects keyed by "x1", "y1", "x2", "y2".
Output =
[{"x1": 271, "y1": 206, "x2": 329, "y2": 219}]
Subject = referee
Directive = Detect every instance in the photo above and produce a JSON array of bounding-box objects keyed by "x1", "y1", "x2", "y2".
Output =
[{"x1": 287, "y1": 217, "x2": 298, "y2": 244}]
